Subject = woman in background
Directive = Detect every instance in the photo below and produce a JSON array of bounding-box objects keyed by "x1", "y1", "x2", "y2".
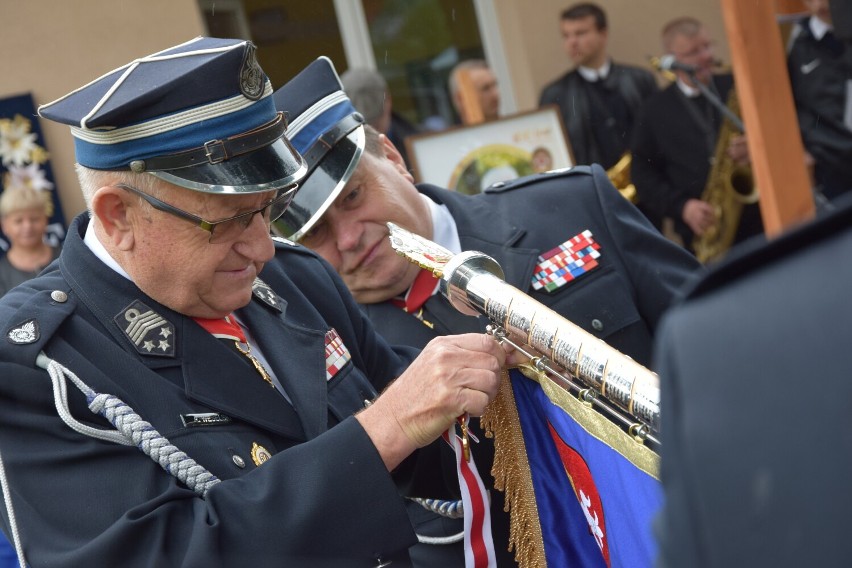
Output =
[{"x1": 0, "y1": 186, "x2": 60, "y2": 296}]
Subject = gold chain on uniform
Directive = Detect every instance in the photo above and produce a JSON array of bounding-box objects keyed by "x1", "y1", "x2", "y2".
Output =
[{"x1": 233, "y1": 341, "x2": 274, "y2": 387}]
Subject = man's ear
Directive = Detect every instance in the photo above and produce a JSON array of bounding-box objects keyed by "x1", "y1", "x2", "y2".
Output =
[
  {"x1": 91, "y1": 186, "x2": 135, "y2": 251},
  {"x1": 379, "y1": 133, "x2": 415, "y2": 183}
]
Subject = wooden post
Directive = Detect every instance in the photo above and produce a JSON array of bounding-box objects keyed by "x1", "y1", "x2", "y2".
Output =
[
  {"x1": 720, "y1": 0, "x2": 815, "y2": 237},
  {"x1": 456, "y1": 69, "x2": 486, "y2": 126}
]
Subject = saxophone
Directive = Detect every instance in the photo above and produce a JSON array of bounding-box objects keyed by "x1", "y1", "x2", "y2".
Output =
[
  {"x1": 693, "y1": 90, "x2": 759, "y2": 264},
  {"x1": 606, "y1": 152, "x2": 638, "y2": 204}
]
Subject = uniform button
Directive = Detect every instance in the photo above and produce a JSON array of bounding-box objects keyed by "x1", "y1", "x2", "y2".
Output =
[
  {"x1": 232, "y1": 455, "x2": 246, "y2": 468},
  {"x1": 50, "y1": 290, "x2": 68, "y2": 303},
  {"x1": 591, "y1": 319, "x2": 604, "y2": 332}
]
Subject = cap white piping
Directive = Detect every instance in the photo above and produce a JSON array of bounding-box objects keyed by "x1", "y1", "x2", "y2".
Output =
[
  {"x1": 285, "y1": 90, "x2": 350, "y2": 141},
  {"x1": 38, "y1": 38, "x2": 255, "y2": 131},
  {"x1": 69, "y1": 82, "x2": 273, "y2": 145}
]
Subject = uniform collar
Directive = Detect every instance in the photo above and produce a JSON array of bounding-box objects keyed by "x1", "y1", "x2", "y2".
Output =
[
  {"x1": 809, "y1": 14, "x2": 832, "y2": 41},
  {"x1": 421, "y1": 193, "x2": 462, "y2": 254},
  {"x1": 83, "y1": 219, "x2": 132, "y2": 280},
  {"x1": 676, "y1": 77, "x2": 702, "y2": 98},
  {"x1": 416, "y1": 185, "x2": 534, "y2": 288},
  {"x1": 578, "y1": 60, "x2": 611, "y2": 82},
  {"x1": 63, "y1": 213, "x2": 309, "y2": 439}
]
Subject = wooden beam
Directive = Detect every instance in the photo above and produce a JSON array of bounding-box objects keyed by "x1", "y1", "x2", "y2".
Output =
[
  {"x1": 721, "y1": 0, "x2": 815, "y2": 237},
  {"x1": 456, "y1": 69, "x2": 486, "y2": 126}
]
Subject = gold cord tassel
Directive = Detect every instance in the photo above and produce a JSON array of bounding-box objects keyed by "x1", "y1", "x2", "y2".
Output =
[{"x1": 481, "y1": 368, "x2": 547, "y2": 568}]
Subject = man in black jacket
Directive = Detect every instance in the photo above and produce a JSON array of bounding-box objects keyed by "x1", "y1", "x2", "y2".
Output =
[
  {"x1": 787, "y1": 0, "x2": 852, "y2": 201},
  {"x1": 273, "y1": 56, "x2": 702, "y2": 567},
  {"x1": 539, "y1": 2, "x2": 658, "y2": 170},
  {"x1": 631, "y1": 16, "x2": 764, "y2": 254}
]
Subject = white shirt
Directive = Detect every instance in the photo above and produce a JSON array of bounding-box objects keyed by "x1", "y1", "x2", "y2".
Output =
[
  {"x1": 577, "y1": 60, "x2": 612, "y2": 83},
  {"x1": 676, "y1": 78, "x2": 702, "y2": 98},
  {"x1": 809, "y1": 14, "x2": 832, "y2": 41},
  {"x1": 421, "y1": 193, "x2": 462, "y2": 255}
]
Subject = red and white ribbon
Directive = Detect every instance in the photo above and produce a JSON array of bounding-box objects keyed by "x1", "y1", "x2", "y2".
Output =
[{"x1": 443, "y1": 416, "x2": 496, "y2": 568}]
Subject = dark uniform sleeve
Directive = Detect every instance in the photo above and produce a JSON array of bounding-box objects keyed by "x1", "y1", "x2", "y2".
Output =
[{"x1": 588, "y1": 164, "x2": 702, "y2": 335}]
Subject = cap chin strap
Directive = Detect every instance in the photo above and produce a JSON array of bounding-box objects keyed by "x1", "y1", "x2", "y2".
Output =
[
  {"x1": 127, "y1": 112, "x2": 289, "y2": 173},
  {"x1": 300, "y1": 112, "x2": 364, "y2": 174}
]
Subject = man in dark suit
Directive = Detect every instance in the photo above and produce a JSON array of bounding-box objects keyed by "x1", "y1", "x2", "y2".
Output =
[
  {"x1": 539, "y1": 2, "x2": 658, "y2": 170},
  {"x1": 787, "y1": 0, "x2": 852, "y2": 201},
  {"x1": 654, "y1": 192, "x2": 852, "y2": 567},
  {"x1": 0, "y1": 38, "x2": 511, "y2": 567},
  {"x1": 273, "y1": 57, "x2": 702, "y2": 567},
  {"x1": 631, "y1": 16, "x2": 764, "y2": 254}
]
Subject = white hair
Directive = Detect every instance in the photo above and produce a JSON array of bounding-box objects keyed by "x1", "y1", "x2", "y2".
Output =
[{"x1": 74, "y1": 165, "x2": 161, "y2": 213}]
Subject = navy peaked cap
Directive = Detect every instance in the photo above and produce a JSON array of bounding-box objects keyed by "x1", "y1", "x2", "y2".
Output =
[
  {"x1": 39, "y1": 37, "x2": 306, "y2": 194},
  {"x1": 271, "y1": 57, "x2": 365, "y2": 240}
]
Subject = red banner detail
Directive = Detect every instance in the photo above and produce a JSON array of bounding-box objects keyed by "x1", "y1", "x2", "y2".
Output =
[{"x1": 548, "y1": 421, "x2": 611, "y2": 567}]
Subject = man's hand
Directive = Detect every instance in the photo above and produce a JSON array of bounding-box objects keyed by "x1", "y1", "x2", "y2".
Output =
[
  {"x1": 682, "y1": 198, "x2": 716, "y2": 236},
  {"x1": 356, "y1": 333, "x2": 508, "y2": 470}
]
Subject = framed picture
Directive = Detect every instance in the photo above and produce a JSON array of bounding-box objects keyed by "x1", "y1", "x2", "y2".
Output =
[{"x1": 404, "y1": 105, "x2": 573, "y2": 195}]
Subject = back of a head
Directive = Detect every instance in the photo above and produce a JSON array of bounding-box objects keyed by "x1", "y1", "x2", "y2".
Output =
[{"x1": 340, "y1": 68, "x2": 389, "y2": 128}]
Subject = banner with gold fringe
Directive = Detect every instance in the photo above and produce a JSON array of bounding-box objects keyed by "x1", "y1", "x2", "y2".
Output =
[{"x1": 482, "y1": 366, "x2": 661, "y2": 568}]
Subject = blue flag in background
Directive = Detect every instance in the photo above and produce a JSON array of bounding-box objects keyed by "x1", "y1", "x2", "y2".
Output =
[{"x1": 506, "y1": 368, "x2": 661, "y2": 568}]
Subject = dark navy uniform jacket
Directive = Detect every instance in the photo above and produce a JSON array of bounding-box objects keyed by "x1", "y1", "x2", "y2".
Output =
[
  {"x1": 0, "y1": 213, "x2": 426, "y2": 567},
  {"x1": 655, "y1": 194, "x2": 852, "y2": 567},
  {"x1": 361, "y1": 164, "x2": 702, "y2": 566},
  {"x1": 363, "y1": 165, "x2": 702, "y2": 368}
]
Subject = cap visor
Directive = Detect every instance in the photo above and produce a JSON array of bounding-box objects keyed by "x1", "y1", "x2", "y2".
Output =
[
  {"x1": 272, "y1": 126, "x2": 365, "y2": 240},
  {"x1": 150, "y1": 136, "x2": 307, "y2": 194}
]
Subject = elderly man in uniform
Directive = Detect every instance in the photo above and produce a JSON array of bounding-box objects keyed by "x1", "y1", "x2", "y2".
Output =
[
  {"x1": 272, "y1": 57, "x2": 703, "y2": 566},
  {"x1": 0, "y1": 38, "x2": 512, "y2": 567}
]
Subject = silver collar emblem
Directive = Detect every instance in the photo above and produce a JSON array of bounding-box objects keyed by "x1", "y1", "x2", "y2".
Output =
[{"x1": 7, "y1": 319, "x2": 39, "y2": 345}]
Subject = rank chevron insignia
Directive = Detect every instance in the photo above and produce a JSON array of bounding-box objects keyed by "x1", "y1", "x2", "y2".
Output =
[
  {"x1": 252, "y1": 278, "x2": 282, "y2": 312},
  {"x1": 114, "y1": 300, "x2": 175, "y2": 357}
]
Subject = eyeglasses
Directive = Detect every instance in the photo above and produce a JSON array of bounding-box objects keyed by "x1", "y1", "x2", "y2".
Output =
[{"x1": 115, "y1": 183, "x2": 298, "y2": 244}]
